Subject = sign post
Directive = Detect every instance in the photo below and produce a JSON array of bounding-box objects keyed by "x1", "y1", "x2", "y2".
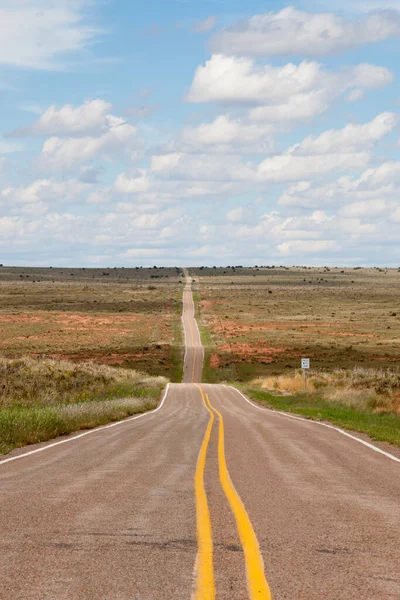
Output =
[{"x1": 301, "y1": 358, "x2": 310, "y2": 391}]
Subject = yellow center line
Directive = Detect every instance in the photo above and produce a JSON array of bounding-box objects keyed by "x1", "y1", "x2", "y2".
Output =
[
  {"x1": 194, "y1": 385, "x2": 216, "y2": 600},
  {"x1": 204, "y1": 392, "x2": 272, "y2": 600}
]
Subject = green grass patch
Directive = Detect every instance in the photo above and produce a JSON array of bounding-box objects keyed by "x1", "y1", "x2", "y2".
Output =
[
  {"x1": 241, "y1": 385, "x2": 400, "y2": 447},
  {"x1": 0, "y1": 356, "x2": 167, "y2": 455},
  {"x1": 0, "y1": 397, "x2": 158, "y2": 455}
]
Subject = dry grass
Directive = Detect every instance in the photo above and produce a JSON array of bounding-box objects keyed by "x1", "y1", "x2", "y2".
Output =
[
  {"x1": 0, "y1": 266, "x2": 183, "y2": 379},
  {"x1": 0, "y1": 356, "x2": 167, "y2": 455},
  {"x1": 0, "y1": 356, "x2": 166, "y2": 408},
  {"x1": 192, "y1": 266, "x2": 400, "y2": 381},
  {"x1": 253, "y1": 368, "x2": 400, "y2": 414}
]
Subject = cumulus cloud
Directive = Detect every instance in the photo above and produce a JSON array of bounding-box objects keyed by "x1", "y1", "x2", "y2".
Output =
[
  {"x1": 187, "y1": 56, "x2": 323, "y2": 104},
  {"x1": 288, "y1": 112, "x2": 397, "y2": 155},
  {"x1": 9, "y1": 100, "x2": 113, "y2": 137},
  {"x1": 210, "y1": 7, "x2": 400, "y2": 57},
  {"x1": 0, "y1": 179, "x2": 89, "y2": 214},
  {"x1": 186, "y1": 55, "x2": 392, "y2": 127},
  {"x1": 146, "y1": 114, "x2": 392, "y2": 185},
  {"x1": 113, "y1": 169, "x2": 251, "y2": 204},
  {"x1": 0, "y1": 0, "x2": 102, "y2": 70},
  {"x1": 169, "y1": 114, "x2": 275, "y2": 154},
  {"x1": 248, "y1": 91, "x2": 329, "y2": 123},
  {"x1": 277, "y1": 240, "x2": 338, "y2": 255},
  {"x1": 38, "y1": 116, "x2": 141, "y2": 170},
  {"x1": 226, "y1": 206, "x2": 253, "y2": 223},
  {"x1": 114, "y1": 170, "x2": 151, "y2": 194},
  {"x1": 151, "y1": 153, "x2": 258, "y2": 181},
  {"x1": 258, "y1": 152, "x2": 370, "y2": 182},
  {"x1": 278, "y1": 160, "x2": 400, "y2": 208}
]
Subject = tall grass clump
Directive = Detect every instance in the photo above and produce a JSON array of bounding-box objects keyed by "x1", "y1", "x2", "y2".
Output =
[
  {"x1": 253, "y1": 367, "x2": 400, "y2": 414},
  {"x1": 0, "y1": 356, "x2": 167, "y2": 455}
]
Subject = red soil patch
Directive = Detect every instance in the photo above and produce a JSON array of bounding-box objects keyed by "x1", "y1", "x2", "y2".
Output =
[
  {"x1": 218, "y1": 343, "x2": 287, "y2": 362},
  {"x1": 209, "y1": 353, "x2": 221, "y2": 368},
  {"x1": 210, "y1": 319, "x2": 344, "y2": 337},
  {"x1": 0, "y1": 314, "x2": 43, "y2": 323}
]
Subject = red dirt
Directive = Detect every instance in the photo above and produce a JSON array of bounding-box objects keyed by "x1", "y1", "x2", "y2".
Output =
[
  {"x1": 209, "y1": 319, "x2": 348, "y2": 337},
  {"x1": 209, "y1": 354, "x2": 221, "y2": 368},
  {"x1": 0, "y1": 314, "x2": 43, "y2": 323},
  {"x1": 218, "y1": 343, "x2": 287, "y2": 359}
]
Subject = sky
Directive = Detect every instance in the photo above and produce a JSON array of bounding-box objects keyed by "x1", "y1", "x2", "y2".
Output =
[{"x1": 1, "y1": 0, "x2": 400, "y2": 267}]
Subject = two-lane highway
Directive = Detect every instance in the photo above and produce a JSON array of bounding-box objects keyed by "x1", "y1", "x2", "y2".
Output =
[
  {"x1": 0, "y1": 271, "x2": 399, "y2": 599},
  {"x1": 182, "y1": 268, "x2": 203, "y2": 384}
]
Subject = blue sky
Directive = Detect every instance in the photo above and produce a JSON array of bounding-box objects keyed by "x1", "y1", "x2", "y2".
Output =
[{"x1": 1, "y1": 0, "x2": 400, "y2": 266}]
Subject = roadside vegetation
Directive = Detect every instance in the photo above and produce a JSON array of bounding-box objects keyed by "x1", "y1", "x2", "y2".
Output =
[
  {"x1": 0, "y1": 356, "x2": 167, "y2": 455},
  {"x1": 192, "y1": 267, "x2": 400, "y2": 446},
  {"x1": 242, "y1": 372, "x2": 400, "y2": 447}
]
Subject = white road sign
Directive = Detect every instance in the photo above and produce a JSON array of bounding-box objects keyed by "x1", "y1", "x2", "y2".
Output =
[{"x1": 301, "y1": 358, "x2": 310, "y2": 369}]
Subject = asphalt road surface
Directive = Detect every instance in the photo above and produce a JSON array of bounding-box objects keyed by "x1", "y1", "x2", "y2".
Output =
[{"x1": 0, "y1": 272, "x2": 399, "y2": 599}]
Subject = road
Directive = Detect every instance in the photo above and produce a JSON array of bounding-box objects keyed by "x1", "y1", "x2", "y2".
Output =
[{"x1": 0, "y1": 272, "x2": 399, "y2": 599}]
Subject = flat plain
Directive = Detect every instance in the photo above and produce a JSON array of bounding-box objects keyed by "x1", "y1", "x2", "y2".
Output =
[
  {"x1": 191, "y1": 266, "x2": 400, "y2": 379},
  {"x1": 0, "y1": 266, "x2": 183, "y2": 380},
  {"x1": 191, "y1": 266, "x2": 400, "y2": 444}
]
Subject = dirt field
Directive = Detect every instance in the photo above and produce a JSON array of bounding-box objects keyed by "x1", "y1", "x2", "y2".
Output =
[
  {"x1": 0, "y1": 266, "x2": 183, "y2": 380},
  {"x1": 190, "y1": 266, "x2": 400, "y2": 382}
]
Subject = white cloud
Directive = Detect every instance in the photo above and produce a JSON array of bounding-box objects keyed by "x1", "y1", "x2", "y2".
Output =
[
  {"x1": 226, "y1": 206, "x2": 253, "y2": 223},
  {"x1": 114, "y1": 170, "x2": 151, "y2": 194},
  {"x1": 186, "y1": 56, "x2": 392, "y2": 127},
  {"x1": 249, "y1": 91, "x2": 329, "y2": 122},
  {"x1": 38, "y1": 116, "x2": 141, "y2": 170},
  {"x1": 10, "y1": 100, "x2": 112, "y2": 137},
  {"x1": 288, "y1": 112, "x2": 397, "y2": 155},
  {"x1": 339, "y1": 198, "x2": 388, "y2": 217},
  {"x1": 192, "y1": 16, "x2": 217, "y2": 34},
  {"x1": 210, "y1": 7, "x2": 400, "y2": 57},
  {"x1": 147, "y1": 115, "x2": 390, "y2": 186},
  {"x1": 258, "y1": 152, "x2": 370, "y2": 182},
  {"x1": 187, "y1": 56, "x2": 323, "y2": 104},
  {"x1": 171, "y1": 114, "x2": 275, "y2": 154},
  {"x1": 0, "y1": 0, "x2": 102, "y2": 70},
  {"x1": 0, "y1": 178, "x2": 89, "y2": 213},
  {"x1": 113, "y1": 168, "x2": 251, "y2": 204},
  {"x1": 278, "y1": 161, "x2": 400, "y2": 208},
  {"x1": 151, "y1": 153, "x2": 258, "y2": 181},
  {"x1": 277, "y1": 240, "x2": 338, "y2": 255}
]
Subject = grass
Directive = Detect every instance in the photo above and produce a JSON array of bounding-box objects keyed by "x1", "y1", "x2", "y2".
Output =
[
  {"x1": 0, "y1": 356, "x2": 167, "y2": 455},
  {"x1": 0, "y1": 266, "x2": 183, "y2": 379},
  {"x1": 191, "y1": 267, "x2": 400, "y2": 445},
  {"x1": 191, "y1": 266, "x2": 400, "y2": 380},
  {"x1": 254, "y1": 368, "x2": 400, "y2": 413},
  {"x1": 241, "y1": 384, "x2": 400, "y2": 447}
]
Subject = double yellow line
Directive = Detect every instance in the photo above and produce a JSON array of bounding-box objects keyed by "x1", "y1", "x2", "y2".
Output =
[{"x1": 194, "y1": 386, "x2": 272, "y2": 600}]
